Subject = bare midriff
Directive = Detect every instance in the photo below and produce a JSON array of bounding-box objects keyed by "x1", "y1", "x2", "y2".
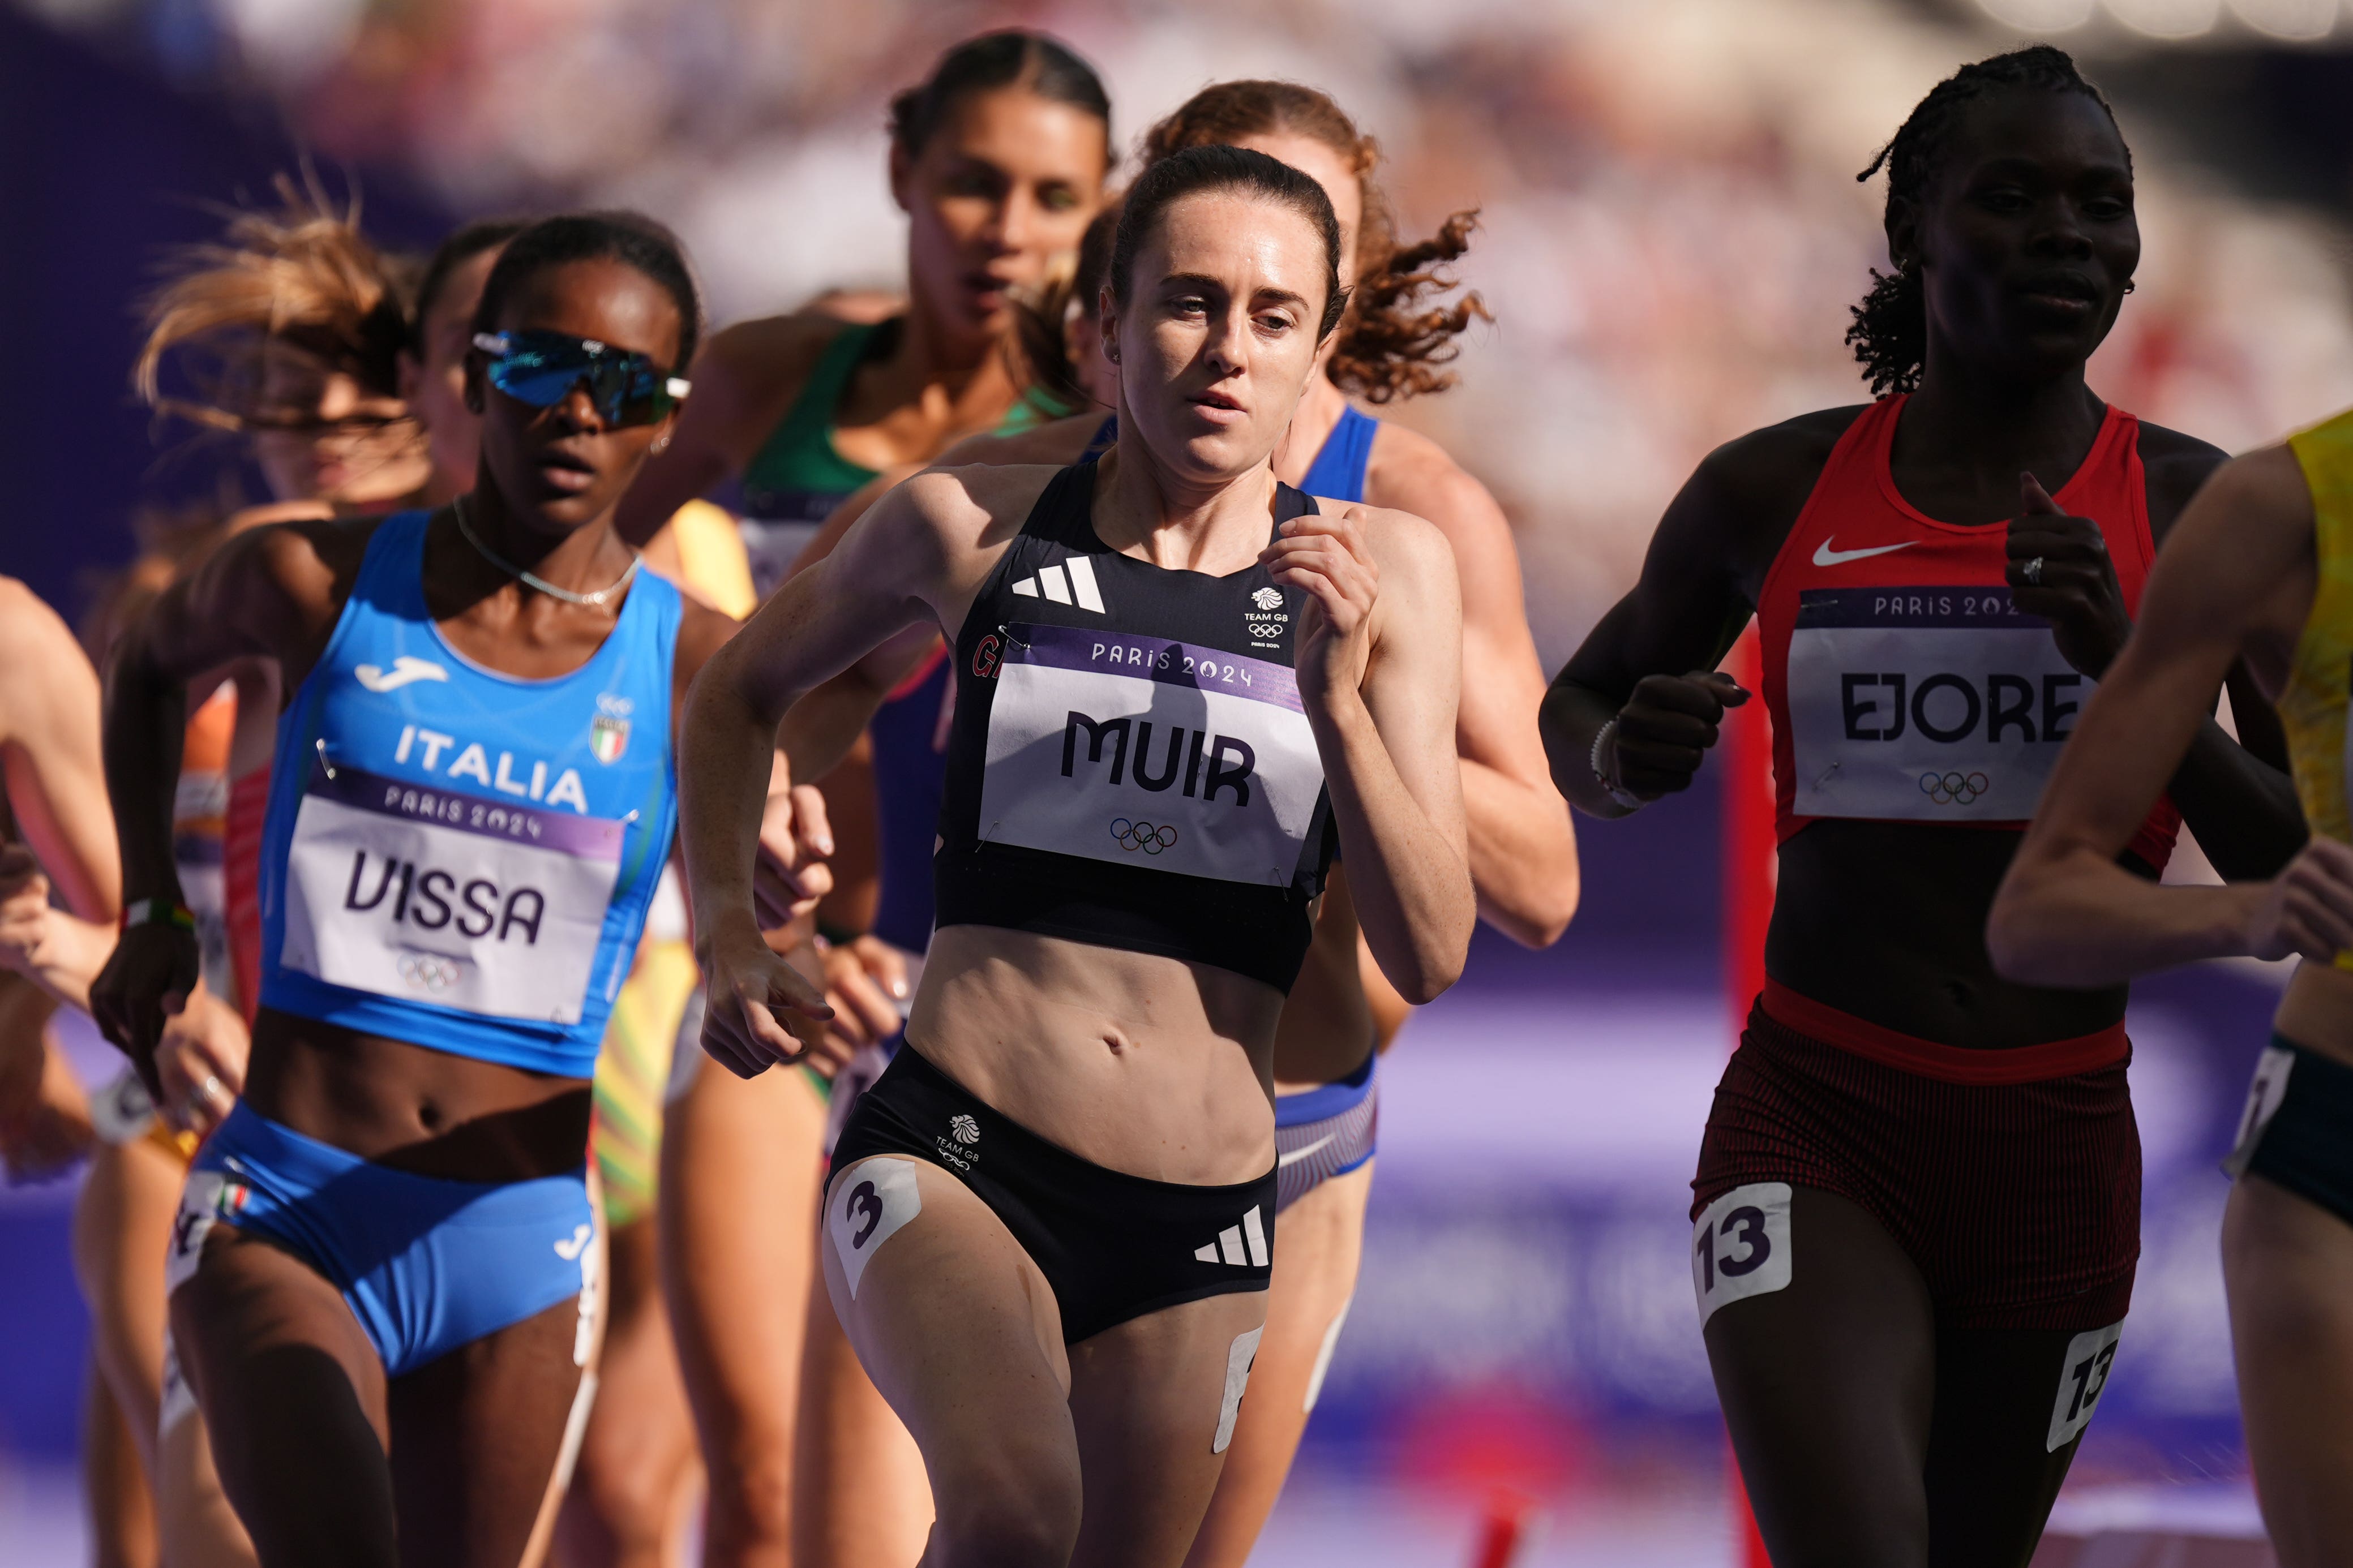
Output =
[
  {"x1": 907, "y1": 925, "x2": 1283, "y2": 1186},
  {"x1": 245, "y1": 1009, "x2": 593, "y2": 1184}
]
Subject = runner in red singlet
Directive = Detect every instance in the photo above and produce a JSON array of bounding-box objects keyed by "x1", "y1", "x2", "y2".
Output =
[{"x1": 1540, "y1": 48, "x2": 2301, "y2": 1563}]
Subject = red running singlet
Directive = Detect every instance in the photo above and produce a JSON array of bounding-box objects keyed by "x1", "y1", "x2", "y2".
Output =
[{"x1": 1757, "y1": 394, "x2": 2179, "y2": 871}]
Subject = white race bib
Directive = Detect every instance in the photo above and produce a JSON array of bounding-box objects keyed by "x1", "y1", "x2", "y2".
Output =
[
  {"x1": 2225, "y1": 1043, "x2": 2295, "y2": 1178},
  {"x1": 978, "y1": 625, "x2": 1324, "y2": 887},
  {"x1": 278, "y1": 759, "x2": 624, "y2": 1024},
  {"x1": 2047, "y1": 1320, "x2": 2124, "y2": 1451},
  {"x1": 1692, "y1": 1182, "x2": 1793, "y2": 1326},
  {"x1": 1786, "y1": 586, "x2": 2089, "y2": 822}
]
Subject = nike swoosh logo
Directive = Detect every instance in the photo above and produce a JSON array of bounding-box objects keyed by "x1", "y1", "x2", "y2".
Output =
[
  {"x1": 553, "y1": 1223, "x2": 592, "y2": 1261},
  {"x1": 354, "y1": 655, "x2": 449, "y2": 693},
  {"x1": 1812, "y1": 539, "x2": 1920, "y2": 568},
  {"x1": 1278, "y1": 1132, "x2": 1338, "y2": 1168}
]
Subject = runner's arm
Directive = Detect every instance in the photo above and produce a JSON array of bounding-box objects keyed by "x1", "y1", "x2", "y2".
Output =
[
  {"x1": 1539, "y1": 430, "x2": 1802, "y2": 818},
  {"x1": 2129, "y1": 443, "x2": 2307, "y2": 880},
  {"x1": 1373, "y1": 440, "x2": 1576, "y2": 946},
  {"x1": 93, "y1": 522, "x2": 349, "y2": 1068},
  {"x1": 0, "y1": 580, "x2": 121, "y2": 922},
  {"x1": 679, "y1": 471, "x2": 984, "y2": 1071},
  {"x1": 1271, "y1": 506, "x2": 1473, "y2": 1004},
  {"x1": 1991, "y1": 447, "x2": 2318, "y2": 984}
]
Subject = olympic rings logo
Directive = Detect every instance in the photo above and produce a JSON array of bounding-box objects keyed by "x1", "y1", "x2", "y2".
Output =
[
  {"x1": 1109, "y1": 818, "x2": 1178, "y2": 854},
  {"x1": 396, "y1": 952, "x2": 463, "y2": 991},
  {"x1": 1918, "y1": 771, "x2": 1991, "y2": 806}
]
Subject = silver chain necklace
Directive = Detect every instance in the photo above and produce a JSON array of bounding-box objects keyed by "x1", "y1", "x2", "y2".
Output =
[{"x1": 452, "y1": 495, "x2": 640, "y2": 608}]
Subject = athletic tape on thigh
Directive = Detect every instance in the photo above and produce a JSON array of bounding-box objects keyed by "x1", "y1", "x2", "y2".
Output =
[
  {"x1": 2225, "y1": 1043, "x2": 2294, "y2": 1179},
  {"x1": 571, "y1": 1215, "x2": 603, "y2": 1369},
  {"x1": 1692, "y1": 1182, "x2": 1793, "y2": 1326},
  {"x1": 1302, "y1": 1293, "x2": 1353, "y2": 1415},
  {"x1": 1214, "y1": 1324, "x2": 1265, "y2": 1455},
  {"x1": 829, "y1": 1157, "x2": 923, "y2": 1299},
  {"x1": 2046, "y1": 1320, "x2": 2124, "y2": 1451},
  {"x1": 158, "y1": 1329, "x2": 197, "y2": 1437}
]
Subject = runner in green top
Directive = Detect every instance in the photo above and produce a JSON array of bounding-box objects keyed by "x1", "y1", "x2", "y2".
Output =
[
  {"x1": 621, "y1": 31, "x2": 1112, "y2": 1568},
  {"x1": 618, "y1": 30, "x2": 1112, "y2": 605}
]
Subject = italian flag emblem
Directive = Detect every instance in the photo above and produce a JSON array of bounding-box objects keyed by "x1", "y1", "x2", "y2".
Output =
[{"x1": 590, "y1": 715, "x2": 630, "y2": 764}]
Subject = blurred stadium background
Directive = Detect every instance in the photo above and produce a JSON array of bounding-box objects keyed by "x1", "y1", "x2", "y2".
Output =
[{"x1": 6, "y1": 0, "x2": 2353, "y2": 1561}]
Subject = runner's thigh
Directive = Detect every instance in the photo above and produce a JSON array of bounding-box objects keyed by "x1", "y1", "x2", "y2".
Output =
[
  {"x1": 1920, "y1": 1325, "x2": 2104, "y2": 1568},
  {"x1": 1069, "y1": 1287, "x2": 1271, "y2": 1568},
  {"x1": 171, "y1": 1228, "x2": 395, "y2": 1568},
  {"x1": 658, "y1": 1058, "x2": 825, "y2": 1557},
  {"x1": 1182, "y1": 1159, "x2": 1371, "y2": 1568},
  {"x1": 388, "y1": 1291, "x2": 585, "y2": 1568},
  {"x1": 1700, "y1": 1185, "x2": 1936, "y2": 1568},
  {"x1": 792, "y1": 1262, "x2": 932, "y2": 1568},
  {"x1": 157, "y1": 1406, "x2": 259, "y2": 1568},
  {"x1": 2223, "y1": 1172, "x2": 2353, "y2": 1568},
  {"x1": 820, "y1": 1155, "x2": 1080, "y2": 1564}
]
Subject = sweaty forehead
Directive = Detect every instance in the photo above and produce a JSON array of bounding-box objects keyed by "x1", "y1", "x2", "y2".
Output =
[
  {"x1": 1939, "y1": 89, "x2": 2130, "y2": 184},
  {"x1": 1147, "y1": 191, "x2": 1328, "y2": 290},
  {"x1": 500, "y1": 257, "x2": 682, "y2": 364}
]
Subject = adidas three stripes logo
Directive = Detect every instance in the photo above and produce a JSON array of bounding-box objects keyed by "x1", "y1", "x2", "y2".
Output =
[
  {"x1": 1010, "y1": 556, "x2": 1105, "y2": 613},
  {"x1": 1194, "y1": 1205, "x2": 1270, "y2": 1268}
]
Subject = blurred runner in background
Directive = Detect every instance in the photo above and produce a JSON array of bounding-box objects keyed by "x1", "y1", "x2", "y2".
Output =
[{"x1": 628, "y1": 31, "x2": 1113, "y2": 1567}]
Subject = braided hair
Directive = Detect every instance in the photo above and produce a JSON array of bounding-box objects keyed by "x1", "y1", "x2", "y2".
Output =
[{"x1": 1847, "y1": 45, "x2": 2127, "y2": 396}]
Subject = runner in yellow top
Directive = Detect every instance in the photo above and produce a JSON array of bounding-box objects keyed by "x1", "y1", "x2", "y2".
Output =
[{"x1": 1991, "y1": 406, "x2": 2353, "y2": 1568}]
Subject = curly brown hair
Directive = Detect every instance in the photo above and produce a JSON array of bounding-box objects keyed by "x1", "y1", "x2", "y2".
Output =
[
  {"x1": 1140, "y1": 80, "x2": 1488, "y2": 404},
  {"x1": 134, "y1": 174, "x2": 415, "y2": 436}
]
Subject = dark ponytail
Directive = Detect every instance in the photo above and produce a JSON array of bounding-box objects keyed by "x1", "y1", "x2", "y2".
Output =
[{"x1": 889, "y1": 30, "x2": 1110, "y2": 162}]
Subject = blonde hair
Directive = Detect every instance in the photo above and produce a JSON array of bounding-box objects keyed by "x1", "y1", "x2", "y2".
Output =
[{"x1": 135, "y1": 174, "x2": 414, "y2": 435}]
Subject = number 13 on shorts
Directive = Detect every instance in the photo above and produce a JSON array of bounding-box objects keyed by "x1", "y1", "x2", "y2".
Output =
[
  {"x1": 1692, "y1": 1182, "x2": 1794, "y2": 1326},
  {"x1": 2047, "y1": 1320, "x2": 2124, "y2": 1453}
]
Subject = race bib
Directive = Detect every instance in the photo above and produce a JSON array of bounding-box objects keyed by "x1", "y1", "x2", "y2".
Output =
[
  {"x1": 2224, "y1": 1043, "x2": 2295, "y2": 1178},
  {"x1": 1786, "y1": 587, "x2": 2089, "y2": 822},
  {"x1": 2047, "y1": 1320, "x2": 2124, "y2": 1451},
  {"x1": 828, "y1": 1157, "x2": 923, "y2": 1300},
  {"x1": 1693, "y1": 1182, "x2": 1793, "y2": 1326},
  {"x1": 978, "y1": 625, "x2": 1324, "y2": 887},
  {"x1": 166, "y1": 1169, "x2": 248, "y2": 1294},
  {"x1": 278, "y1": 759, "x2": 624, "y2": 1024}
]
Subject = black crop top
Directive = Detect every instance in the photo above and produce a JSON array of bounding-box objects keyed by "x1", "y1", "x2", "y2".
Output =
[{"x1": 933, "y1": 459, "x2": 1338, "y2": 991}]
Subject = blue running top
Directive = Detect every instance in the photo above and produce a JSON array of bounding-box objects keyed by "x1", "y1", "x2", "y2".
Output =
[
  {"x1": 259, "y1": 511, "x2": 682, "y2": 1077},
  {"x1": 1299, "y1": 405, "x2": 1378, "y2": 505}
]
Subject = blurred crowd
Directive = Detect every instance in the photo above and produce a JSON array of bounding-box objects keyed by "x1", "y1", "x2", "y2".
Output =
[{"x1": 16, "y1": 0, "x2": 2353, "y2": 661}]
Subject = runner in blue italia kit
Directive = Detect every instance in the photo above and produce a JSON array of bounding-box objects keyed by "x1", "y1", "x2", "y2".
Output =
[
  {"x1": 682, "y1": 146, "x2": 1472, "y2": 1566},
  {"x1": 91, "y1": 214, "x2": 740, "y2": 1568}
]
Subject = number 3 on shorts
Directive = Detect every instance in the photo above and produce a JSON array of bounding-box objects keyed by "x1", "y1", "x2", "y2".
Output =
[
  {"x1": 826, "y1": 1157, "x2": 923, "y2": 1299},
  {"x1": 1692, "y1": 1182, "x2": 1794, "y2": 1326}
]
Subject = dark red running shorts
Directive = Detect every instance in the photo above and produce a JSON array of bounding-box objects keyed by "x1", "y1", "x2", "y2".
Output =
[{"x1": 1692, "y1": 992, "x2": 2140, "y2": 1332}]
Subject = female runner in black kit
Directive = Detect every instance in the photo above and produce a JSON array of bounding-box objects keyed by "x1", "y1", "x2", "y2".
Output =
[{"x1": 1540, "y1": 48, "x2": 2304, "y2": 1566}]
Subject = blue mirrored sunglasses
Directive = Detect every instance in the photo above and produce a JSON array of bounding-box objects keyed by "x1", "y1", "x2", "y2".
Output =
[{"x1": 472, "y1": 330, "x2": 690, "y2": 428}]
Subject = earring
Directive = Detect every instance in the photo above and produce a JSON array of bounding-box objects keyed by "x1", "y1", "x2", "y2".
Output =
[
  {"x1": 654, "y1": 434, "x2": 671, "y2": 452},
  {"x1": 2122, "y1": 280, "x2": 2137, "y2": 294}
]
